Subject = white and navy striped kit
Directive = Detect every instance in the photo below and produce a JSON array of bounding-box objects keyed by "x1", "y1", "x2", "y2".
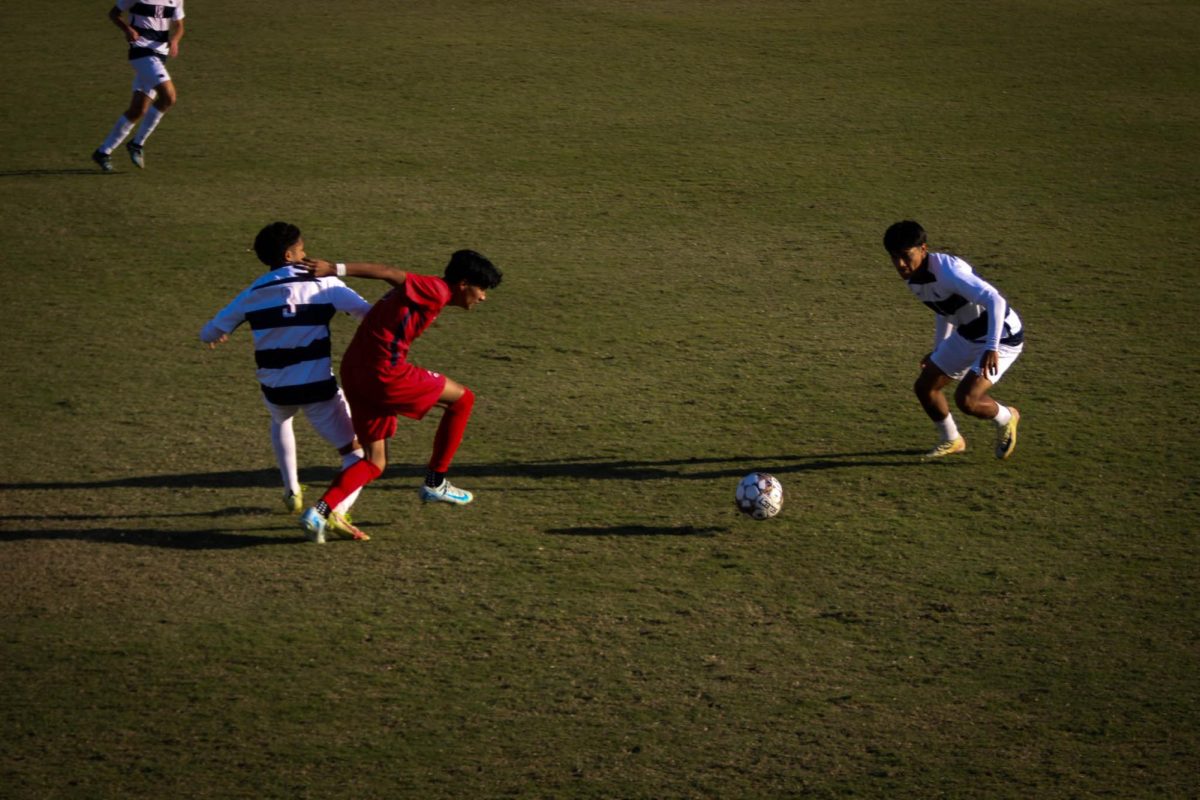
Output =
[
  {"x1": 201, "y1": 266, "x2": 371, "y2": 406},
  {"x1": 906, "y1": 252, "x2": 1023, "y2": 350},
  {"x1": 117, "y1": 0, "x2": 185, "y2": 60}
]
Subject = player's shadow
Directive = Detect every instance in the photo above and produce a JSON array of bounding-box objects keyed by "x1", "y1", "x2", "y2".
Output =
[
  {"x1": 0, "y1": 507, "x2": 304, "y2": 549},
  {"x1": 0, "y1": 168, "x2": 123, "y2": 178},
  {"x1": 546, "y1": 525, "x2": 722, "y2": 537},
  {"x1": 0, "y1": 449, "x2": 925, "y2": 494},
  {"x1": 0, "y1": 526, "x2": 300, "y2": 549}
]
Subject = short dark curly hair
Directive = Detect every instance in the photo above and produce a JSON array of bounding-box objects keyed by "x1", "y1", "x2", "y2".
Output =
[{"x1": 253, "y1": 222, "x2": 302, "y2": 267}]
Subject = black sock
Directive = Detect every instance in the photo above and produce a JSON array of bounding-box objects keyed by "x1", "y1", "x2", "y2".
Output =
[
  {"x1": 425, "y1": 471, "x2": 444, "y2": 489},
  {"x1": 315, "y1": 500, "x2": 331, "y2": 518}
]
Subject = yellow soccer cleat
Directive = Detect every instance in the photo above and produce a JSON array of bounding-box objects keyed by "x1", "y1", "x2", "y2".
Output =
[
  {"x1": 282, "y1": 487, "x2": 304, "y2": 514},
  {"x1": 995, "y1": 407, "x2": 1020, "y2": 460},
  {"x1": 327, "y1": 511, "x2": 370, "y2": 541},
  {"x1": 925, "y1": 436, "x2": 966, "y2": 459}
]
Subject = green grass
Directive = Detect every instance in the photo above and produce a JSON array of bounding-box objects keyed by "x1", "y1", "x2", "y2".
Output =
[{"x1": 1, "y1": 0, "x2": 1198, "y2": 797}]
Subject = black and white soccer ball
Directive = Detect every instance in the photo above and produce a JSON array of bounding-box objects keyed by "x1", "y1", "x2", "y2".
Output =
[{"x1": 734, "y1": 472, "x2": 783, "y2": 520}]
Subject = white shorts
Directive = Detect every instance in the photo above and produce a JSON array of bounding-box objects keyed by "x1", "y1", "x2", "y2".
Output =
[
  {"x1": 262, "y1": 390, "x2": 356, "y2": 449},
  {"x1": 930, "y1": 333, "x2": 1023, "y2": 383},
  {"x1": 130, "y1": 56, "x2": 172, "y2": 99}
]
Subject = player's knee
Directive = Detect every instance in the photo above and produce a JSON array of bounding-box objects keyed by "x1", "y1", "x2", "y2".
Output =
[
  {"x1": 955, "y1": 391, "x2": 985, "y2": 416},
  {"x1": 455, "y1": 387, "x2": 476, "y2": 411}
]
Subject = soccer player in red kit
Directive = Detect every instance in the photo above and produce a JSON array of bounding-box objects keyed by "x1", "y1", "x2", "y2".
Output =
[{"x1": 296, "y1": 249, "x2": 502, "y2": 543}]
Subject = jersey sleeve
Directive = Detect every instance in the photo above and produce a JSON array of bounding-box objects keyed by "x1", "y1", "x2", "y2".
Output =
[
  {"x1": 199, "y1": 286, "x2": 251, "y2": 343},
  {"x1": 404, "y1": 273, "x2": 452, "y2": 311},
  {"x1": 323, "y1": 278, "x2": 373, "y2": 320},
  {"x1": 942, "y1": 256, "x2": 1008, "y2": 349}
]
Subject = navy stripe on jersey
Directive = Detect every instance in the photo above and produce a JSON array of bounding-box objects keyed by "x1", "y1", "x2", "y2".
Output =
[
  {"x1": 389, "y1": 308, "x2": 414, "y2": 367},
  {"x1": 131, "y1": 1, "x2": 180, "y2": 17},
  {"x1": 260, "y1": 377, "x2": 339, "y2": 406},
  {"x1": 254, "y1": 336, "x2": 332, "y2": 370},
  {"x1": 245, "y1": 303, "x2": 336, "y2": 331},
  {"x1": 922, "y1": 294, "x2": 968, "y2": 317},
  {"x1": 128, "y1": 47, "x2": 164, "y2": 60},
  {"x1": 252, "y1": 276, "x2": 320, "y2": 292},
  {"x1": 956, "y1": 310, "x2": 1023, "y2": 346},
  {"x1": 132, "y1": 25, "x2": 170, "y2": 42}
]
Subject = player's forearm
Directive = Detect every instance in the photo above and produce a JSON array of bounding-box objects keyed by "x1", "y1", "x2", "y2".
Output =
[
  {"x1": 342, "y1": 262, "x2": 408, "y2": 285},
  {"x1": 171, "y1": 19, "x2": 184, "y2": 45},
  {"x1": 108, "y1": 7, "x2": 133, "y2": 36}
]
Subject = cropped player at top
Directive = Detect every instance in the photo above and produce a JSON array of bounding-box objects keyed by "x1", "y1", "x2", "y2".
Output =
[
  {"x1": 297, "y1": 250, "x2": 503, "y2": 543},
  {"x1": 200, "y1": 222, "x2": 372, "y2": 541},
  {"x1": 92, "y1": 0, "x2": 186, "y2": 172},
  {"x1": 883, "y1": 220, "x2": 1023, "y2": 460}
]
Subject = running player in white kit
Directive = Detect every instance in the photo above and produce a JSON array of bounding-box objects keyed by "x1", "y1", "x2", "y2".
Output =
[{"x1": 92, "y1": 0, "x2": 185, "y2": 172}]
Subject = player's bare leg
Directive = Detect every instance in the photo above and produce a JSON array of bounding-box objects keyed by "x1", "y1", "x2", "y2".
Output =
[
  {"x1": 915, "y1": 362, "x2": 965, "y2": 457},
  {"x1": 957, "y1": 373, "x2": 1020, "y2": 459},
  {"x1": 127, "y1": 81, "x2": 177, "y2": 168}
]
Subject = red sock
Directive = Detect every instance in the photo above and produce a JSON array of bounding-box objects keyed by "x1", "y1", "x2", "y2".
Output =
[
  {"x1": 320, "y1": 459, "x2": 382, "y2": 513},
  {"x1": 429, "y1": 388, "x2": 475, "y2": 473}
]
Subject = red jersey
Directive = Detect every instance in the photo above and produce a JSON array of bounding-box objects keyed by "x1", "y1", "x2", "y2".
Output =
[{"x1": 342, "y1": 273, "x2": 451, "y2": 379}]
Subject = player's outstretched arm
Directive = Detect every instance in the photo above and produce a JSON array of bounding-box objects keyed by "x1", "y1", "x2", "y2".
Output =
[{"x1": 301, "y1": 258, "x2": 407, "y2": 288}]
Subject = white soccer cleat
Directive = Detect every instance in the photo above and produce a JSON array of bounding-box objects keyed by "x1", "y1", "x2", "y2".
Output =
[
  {"x1": 419, "y1": 480, "x2": 474, "y2": 505},
  {"x1": 299, "y1": 507, "x2": 326, "y2": 543}
]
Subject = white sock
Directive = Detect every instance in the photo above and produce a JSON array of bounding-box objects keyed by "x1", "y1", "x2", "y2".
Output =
[
  {"x1": 100, "y1": 114, "x2": 137, "y2": 153},
  {"x1": 992, "y1": 404, "x2": 1012, "y2": 427},
  {"x1": 270, "y1": 418, "x2": 300, "y2": 494},
  {"x1": 131, "y1": 107, "x2": 164, "y2": 147},
  {"x1": 935, "y1": 414, "x2": 960, "y2": 442},
  {"x1": 333, "y1": 449, "x2": 365, "y2": 514}
]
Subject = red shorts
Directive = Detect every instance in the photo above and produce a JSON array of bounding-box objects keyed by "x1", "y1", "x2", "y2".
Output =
[{"x1": 340, "y1": 360, "x2": 447, "y2": 443}]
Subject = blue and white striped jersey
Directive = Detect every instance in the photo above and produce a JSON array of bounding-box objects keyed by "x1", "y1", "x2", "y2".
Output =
[
  {"x1": 117, "y1": 0, "x2": 185, "y2": 61},
  {"x1": 200, "y1": 265, "x2": 371, "y2": 406},
  {"x1": 905, "y1": 252, "x2": 1023, "y2": 351}
]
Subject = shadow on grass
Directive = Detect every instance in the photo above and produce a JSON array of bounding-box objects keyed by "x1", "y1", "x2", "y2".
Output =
[
  {"x1": 0, "y1": 507, "x2": 309, "y2": 549},
  {"x1": 0, "y1": 168, "x2": 122, "y2": 178},
  {"x1": 0, "y1": 526, "x2": 301, "y2": 549},
  {"x1": 0, "y1": 449, "x2": 929, "y2": 492},
  {"x1": 547, "y1": 524, "x2": 723, "y2": 537}
]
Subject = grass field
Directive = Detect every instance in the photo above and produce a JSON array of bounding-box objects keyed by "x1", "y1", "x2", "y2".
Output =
[{"x1": 1, "y1": 1, "x2": 1198, "y2": 797}]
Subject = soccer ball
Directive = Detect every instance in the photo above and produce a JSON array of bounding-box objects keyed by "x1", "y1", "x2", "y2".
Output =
[{"x1": 734, "y1": 472, "x2": 783, "y2": 520}]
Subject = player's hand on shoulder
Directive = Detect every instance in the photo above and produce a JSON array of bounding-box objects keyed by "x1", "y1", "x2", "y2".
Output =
[{"x1": 299, "y1": 257, "x2": 335, "y2": 278}]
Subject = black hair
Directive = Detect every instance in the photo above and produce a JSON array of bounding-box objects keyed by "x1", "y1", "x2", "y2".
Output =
[
  {"x1": 444, "y1": 249, "x2": 503, "y2": 289},
  {"x1": 883, "y1": 220, "x2": 927, "y2": 253},
  {"x1": 253, "y1": 222, "x2": 302, "y2": 267}
]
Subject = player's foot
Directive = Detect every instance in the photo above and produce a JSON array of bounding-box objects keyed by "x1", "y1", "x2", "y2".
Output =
[
  {"x1": 924, "y1": 436, "x2": 966, "y2": 458},
  {"x1": 327, "y1": 511, "x2": 370, "y2": 541},
  {"x1": 995, "y1": 406, "x2": 1020, "y2": 460},
  {"x1": 419, "y1": 480, "x2": 474, "y2": 505},
  {"x1": 282, "y1": 487, "x2": 304, "y2": 514},
  {"x1": 126, "y1": 142, "x2": 144, "y2": 169},
  {"x1": 299, "y1": 507, "x2": 326, "y2": 543},
  {"x1": 91, "y1": 149, "x2": 113, "y2": 173}
]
